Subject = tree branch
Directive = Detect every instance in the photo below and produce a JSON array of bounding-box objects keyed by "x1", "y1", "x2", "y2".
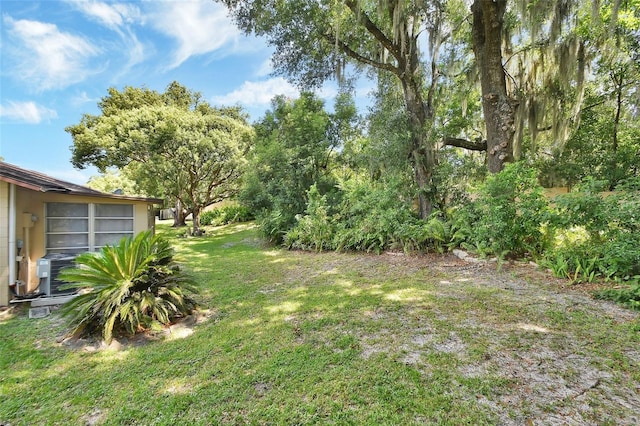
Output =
[
  {"x1": 443, "y1": 137, "x2": 487, "y2": 151},
  {"x1": 329, "y1": 35, "x2": 399, "y2": 75},
  {"x1": 343, "y1": 0, "x2": 401, "y2": 62}
]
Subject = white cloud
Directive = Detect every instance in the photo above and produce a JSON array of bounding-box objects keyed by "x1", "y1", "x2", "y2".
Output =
[
  {"x1": 255, "y1": 58, "x2": 273, "y2": 77},
  {"x1": 317, "y1": 85, "x2": 339, "y2": 101},
  {"x1": 3, "y1": 16, "x2": 100, "y2": 91},
  {"x1": 66, "y1": 1, "x2": 146, "y2": 75},
  {"x1": 113, "y1": 27, "x2": 147, "y2": 78},
  {"x1": 148, "y1": 1, "x2": 249, "y2": 69},
  {"x1": 212, "y1": 78, "x2": 300, "y2": 106},
  {"x1": 70, "y1": 91, "x2": 99, "y2": 107},
  {"x1": 66, "y1": 0, "x2": 142, "y2": 29},
  {"x1": 0, "y1": 101, "x2": 57, "y2": 124}
]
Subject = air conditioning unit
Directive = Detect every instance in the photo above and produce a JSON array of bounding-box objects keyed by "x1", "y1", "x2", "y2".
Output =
[{"x1": 36, "y1": 254, "x2": 77, "y2": 296}]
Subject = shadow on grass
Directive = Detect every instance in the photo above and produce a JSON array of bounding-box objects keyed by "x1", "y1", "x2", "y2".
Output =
[{"x1": 2, "y1": 222, "x2": 638, "y2": 425}]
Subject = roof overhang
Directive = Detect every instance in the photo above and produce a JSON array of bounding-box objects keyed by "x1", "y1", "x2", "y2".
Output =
[{"x1": 0, "y1": 161, "x2": 164, "y2": 204}]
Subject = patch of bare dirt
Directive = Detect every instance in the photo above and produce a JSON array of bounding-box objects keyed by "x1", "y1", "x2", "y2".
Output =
[
  {"x1": 285, "y1": 250, "x2": 640, "y2": 425},
  {"x1": 58, "y1": 309, "x2": 215, "y2": 352}
]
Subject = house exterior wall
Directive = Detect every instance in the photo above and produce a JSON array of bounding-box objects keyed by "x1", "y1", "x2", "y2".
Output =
[
  {"x1": 0, "y1": 182, "x2": 9, "y2": 306},
  {"x1": 13, "y1": 187, "x2": 156, "y2": 295}
]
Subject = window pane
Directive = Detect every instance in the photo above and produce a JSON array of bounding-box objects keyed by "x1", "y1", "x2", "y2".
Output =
[
  {"x1": 47, "y1": 203, "x2": 88, "y2": 217},
  {"x1": 95, "y1": 233, "x2": 133, "y2": 247},
  {"x1": 95, "y1": 219, "x2": 133, "y2": 232},
  {"x1": 47, "y1": 218, "x2": 88, "y2": 233},
  {"x1": 47, "y1": 234, "x2": 89, "y2": 249},
  {"x1": 95, "y1": 204, "x2": 134, "y2": 217}
]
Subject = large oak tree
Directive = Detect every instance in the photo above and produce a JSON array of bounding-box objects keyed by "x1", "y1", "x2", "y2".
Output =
[{"x1": 66, "y1": 82, "x2": 254, "y2": 234}]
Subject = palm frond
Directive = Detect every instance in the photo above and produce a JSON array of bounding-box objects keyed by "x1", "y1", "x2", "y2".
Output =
[{"x1": 58, "y1": 230, "x2": 197, "y2": 343}]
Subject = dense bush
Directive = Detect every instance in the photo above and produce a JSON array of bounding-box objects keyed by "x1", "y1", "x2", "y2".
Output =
[
  {"x1": 543, "y1": 177, "x2": 640, "y2": 282},
  {"x1": 595, "y1": 277, "x2": 640, "y2": 311},
  {"x1": 448, "y1": 163, "x2": 550, "y2": 258},
  {"x1": 200, "y1": 204, "x2": 254, "y2": 226},
  {"x1": 238, "y1": 94, "x2": 339, "y2": 243},
  {"x1": 58, "y1": 231, "x2": 198, "y2": 343},
  {"x1": 284, "y1": 185, "x2": 335, "y2": 251},
  {"x1": 199, "y1": 210, "x2": 217, "y2": 226},
  {"x1": 285, "y1": 177, "x2": 450, "y2": 253}
]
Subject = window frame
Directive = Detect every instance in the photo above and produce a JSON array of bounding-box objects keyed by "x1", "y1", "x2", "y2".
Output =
[{"x1": 45, "y1": 202, "x2": 134, "y2": 254}]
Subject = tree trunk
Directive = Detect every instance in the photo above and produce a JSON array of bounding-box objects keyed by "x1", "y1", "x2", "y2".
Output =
[
  {"x1": 191, "y1": 205, "x2": 203, "y2": 236},
  {"x1": 331, "y1": 0, "x2": 438, "y2": 218},
  {"x1": 399, "y1": 47, "x2": 436, "y2": 219},
  {"x1": 172, "y1": 200, "x2": 187, "y2": 227},
  {"x1": 403, "y1": 90, "x2": 436, "y2": 218},
  {"x1": 471, "y1": 0, "x2": 515, "y2": 173},
  {"x1": 612, "y1": 71, "x2": 623, "y2": 154}
]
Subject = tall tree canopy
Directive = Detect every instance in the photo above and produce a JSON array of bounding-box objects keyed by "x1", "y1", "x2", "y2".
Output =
[
  {"x1": 220, "y1": 0, "x2": 463, "y2": 218},
  {"x1": 66, "y1": 82, "x2": 254, "y2": 234}
]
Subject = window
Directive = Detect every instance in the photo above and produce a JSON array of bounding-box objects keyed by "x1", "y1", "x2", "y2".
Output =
[
  {"x1": 94, "y1": 204, "x2": 134, "y2": 248},
  {"x1": 46, "y1": 203, "x2": 134, "y2": 254},
  {"x1": 46, "y1": 203, "x2": 89, "y2": 254}
]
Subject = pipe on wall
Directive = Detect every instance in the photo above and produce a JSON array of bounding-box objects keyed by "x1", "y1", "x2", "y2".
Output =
[{"x1": 8, "y1": 183, "x2": 16, "y2": 289}]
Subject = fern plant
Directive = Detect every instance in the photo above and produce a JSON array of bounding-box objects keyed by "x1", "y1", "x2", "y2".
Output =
[
  {"x1": 58, "y1": 230, "x2": 198, "y2": 343},
  {"x1": 595, "y1": 277, "x2": 640, "y2": 311}
]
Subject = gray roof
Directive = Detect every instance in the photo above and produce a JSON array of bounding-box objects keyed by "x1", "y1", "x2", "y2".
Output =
[{"x1": 0, "y1": 161, "x2": 163, "y2": 203}]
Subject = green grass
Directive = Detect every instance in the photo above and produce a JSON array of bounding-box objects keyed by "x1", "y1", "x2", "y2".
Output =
[{"x1": 1, "y1": 221, "x2": 638, "y2": 425}]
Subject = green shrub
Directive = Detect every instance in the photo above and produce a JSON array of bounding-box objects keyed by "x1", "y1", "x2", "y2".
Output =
[
  {"x1": 548, "y1": 178, "x2": 611, "y2": 238},
  {"x1": 450, "y1": 163, "x2": 550, "y2": 258},
  {"x1": 199, "y1": 209, "x2": 222, "y2": 226},
  {"x1": 285, "y1": 176, "x2": 452, "y2": 253},
  {"x1": 238, "y1": 92, "x2": 339, "y2": 243},
  {"x1": 541, "y1": 244, "x2": 601, "y2": 283},
  {"x1": 284, "y1": 185, "x2": 334, "y2": 251},
  {"x1": 200, "y1": 204, "x2": 254, "y2": 226},
  {"x1": 544, "y1": 177, "x2": 640, "y2": 281},
  {"x1": 331, "y1": 177, "x2": 420, "y2": 253},
  {"x1": 58, "y1": 231, "x2": 198, "y2": 343},
  {"x1": 595, "y1": 277, "x2": 640, "y2": 311},
  {"x1": 219, "y1": 204, "x2": 254, "y2": 224},
  {"x1": 259, "y1": 208, "x2": 297, "y2": 243}
]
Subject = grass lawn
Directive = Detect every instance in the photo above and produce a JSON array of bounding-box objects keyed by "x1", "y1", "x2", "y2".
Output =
[{"x1": 1, "y1": 221, "x2": 639, "y2": 425}]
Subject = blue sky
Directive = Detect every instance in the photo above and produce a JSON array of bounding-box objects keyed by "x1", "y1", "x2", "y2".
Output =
[{"x1": 1, "y1": 0, "x2": 371, "y2": 184}]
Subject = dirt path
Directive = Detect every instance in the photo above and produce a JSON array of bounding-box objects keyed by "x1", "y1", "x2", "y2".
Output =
[
  {"x1": 286, "y1": 250, "x2": 640, "y2": 425},
  {"x1": 432, "y1": 258, "x2": 640, "y2": 425}
]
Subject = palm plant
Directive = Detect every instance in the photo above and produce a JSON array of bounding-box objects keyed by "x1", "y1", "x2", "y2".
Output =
[{"x1": 58, "y1": 230, "x2": 197, "y2": 343}]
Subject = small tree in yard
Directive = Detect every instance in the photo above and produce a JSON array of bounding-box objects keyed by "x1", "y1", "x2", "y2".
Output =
[{"x1": 58, "y1": 231, "x2": 198, "y2": 343}]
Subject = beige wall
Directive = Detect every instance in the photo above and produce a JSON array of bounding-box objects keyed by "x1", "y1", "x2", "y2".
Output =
[
  {"x1": 10, "y1": 187, "x2": 155, "y2": 296},
  {"x1": 0, "y1": 182, "x2": 9, "y2": 306}
]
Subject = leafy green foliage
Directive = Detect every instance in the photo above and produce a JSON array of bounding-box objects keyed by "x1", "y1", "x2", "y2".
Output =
[
  {"x1": 449, "y1": 163, "x2": 550, "y2": 258},
  {"x1": 86, "y1": 169, "x2": 142, "y2": 196},
  {"x1": 543, "y1": 177, "x2": 640, "y2": 281},
  {"x1": 286, "y1": 177, "x2": 451, "y2": 253},
  {"x1": 239, "y1": 93, "x2": 339, "y2": 243},
  {"x1": 58, "y1": 231, "x2": 197, "y2": 343},
  {"x1": 199, "y1": 204, "x2": 254, "y2": 226},
  {"x1": 537, "y1": 89, "x2": 640, "y2": 189},
  {"x1": 595, "y1": 277, "x2": 640, "y2": 310},
  {"x1": 332, "y1": 177, "x2": 425, "y2": 253},
  {"x1": 67, "y1": 82, "x2": 254, "y2": 232},
  {"x1": 284, "y1": 185, "x2": 334, "y2": 252},
  {"x1": 541, "y1": 246, "x2": 601, "y2": 284}
]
